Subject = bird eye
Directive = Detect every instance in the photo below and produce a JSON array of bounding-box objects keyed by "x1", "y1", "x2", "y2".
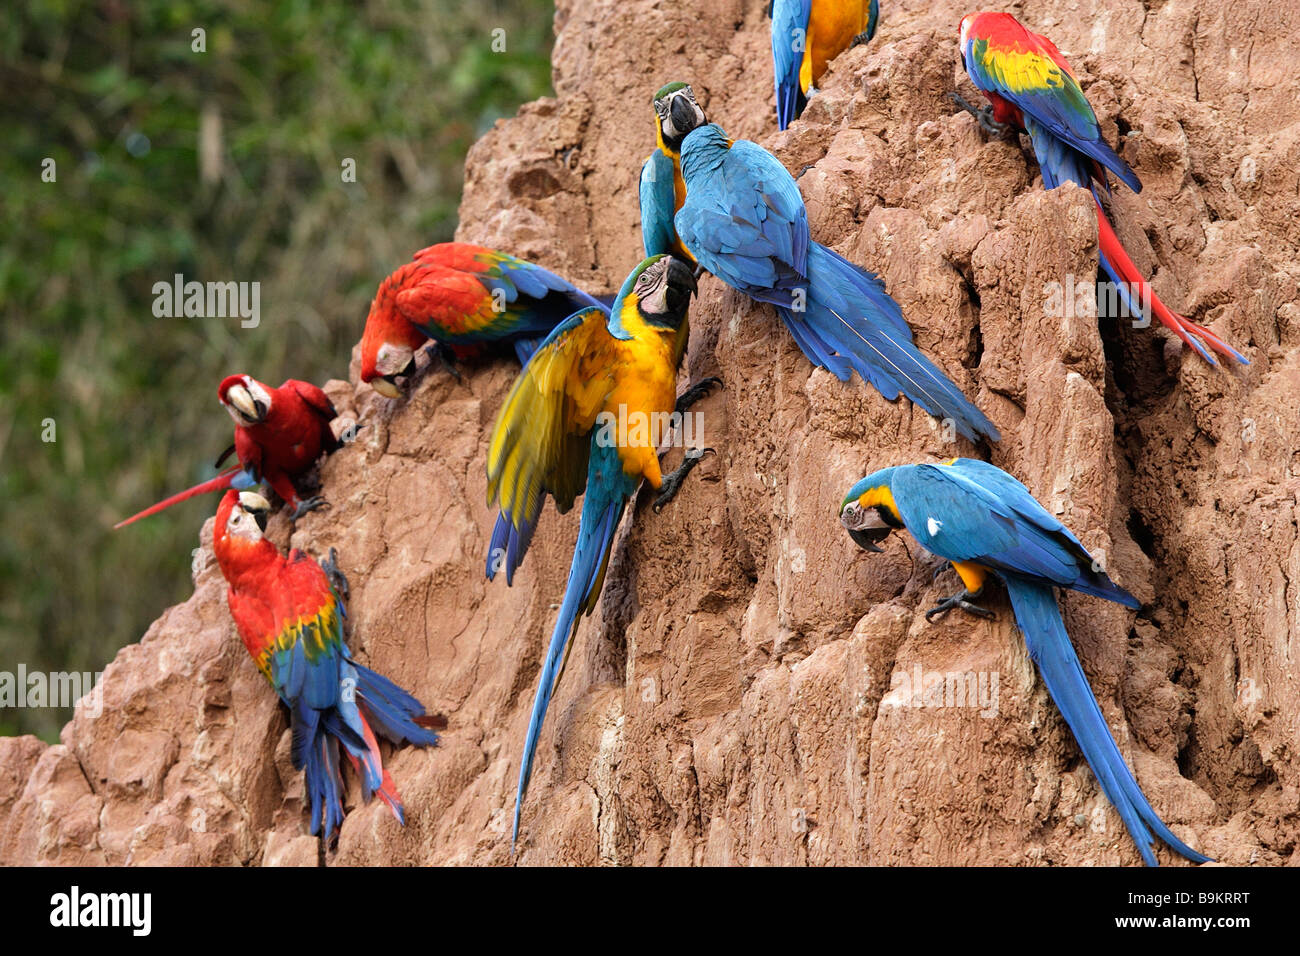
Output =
[{"x1": 231, "y1": 514, "x2": 242, "y2": 526}]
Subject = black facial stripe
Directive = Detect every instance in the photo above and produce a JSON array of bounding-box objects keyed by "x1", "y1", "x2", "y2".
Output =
[{"x1": 876, "y1": 505, "x2": 904, "y2": 529}]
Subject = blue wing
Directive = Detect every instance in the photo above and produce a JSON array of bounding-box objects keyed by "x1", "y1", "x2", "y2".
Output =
[
  {"x1": 676, "y1": 127, "x2": 810, "y2": 296},
  {"x1": 640, "y1": 151, "x2": 680, "y2": 258},
  {"x1": 891, "y1": 461, "x2": 1136, "y2": 605},
  {"x1": 962, "y1": 27, "x2": 1140, "y2": 193},
  {"x1": 771, "y1": 0, "x2": 812, "y2": 130}
]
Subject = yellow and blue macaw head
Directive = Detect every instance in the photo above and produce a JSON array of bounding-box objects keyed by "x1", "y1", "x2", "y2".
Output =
[
  {"x1": 653, "y1": 82, "x2": 707, "y2": 153},
  {"x1": 608, "y1": 254, "x2": 698, "y2": 339},
  {"x1": 839, "y1": 467, "x2": 904, "y2": 552}
]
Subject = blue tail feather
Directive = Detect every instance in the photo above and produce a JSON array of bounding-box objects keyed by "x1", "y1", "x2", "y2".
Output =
[
  {"x1": 512, "y1": 478, "x2": 626, "y2": 848},
  {"x1": 1004, "y1": 578, "x2": 1209, "y2": 866},
  {"x1": 779, "y1": 243, "x2": 999, "y2": 442},
  {"x1": 352, "y1": 662, "x2": 443, "y2": 748}
]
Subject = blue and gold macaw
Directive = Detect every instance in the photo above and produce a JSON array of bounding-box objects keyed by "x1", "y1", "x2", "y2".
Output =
[
  {"x1": 641, "y1": 83, "x2": 999, "y2": 444},
  {"x1": 840, "y1": 458, "x2": 1209, "y2": 866},
  {"x1": 485, "y1": 255, "x2": 716, "y2": 846},
  {"x1": 772, "y1": 0, "x2": 879, "y2": 130},
  {"x1": 955, "y1": 11, "x2": 1246, "y2": 366}
]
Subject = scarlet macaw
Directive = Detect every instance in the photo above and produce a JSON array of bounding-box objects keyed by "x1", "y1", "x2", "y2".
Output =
[
  {"x1": 115, "y1": 374, "x2": 341, "y2": 528},
  {"x1": 840, "y1": 458, "x2": 1209, "y2": 866},
  {"x1": 359, "y1": 242, "x2": 609, "y2": 398},
  {"x1": 641, "y1": 83, "x2": 999, "y2": 443},
  {"x1": 956, "y1": 11, "x2": 1247, "y2": 366},
  {"x1": 485, "y1": 255, "x2": 713, "y2": 845},
  {"x1": 772, "y1": 0, "x2": 879, "y2": 130},
  {"x1": 213, "y1": 490, "x2": 444, "y2": 841}
]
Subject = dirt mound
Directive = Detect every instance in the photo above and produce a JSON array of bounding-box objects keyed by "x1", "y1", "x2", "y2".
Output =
[{"x1": 3, "y1": 0, "x2": 1297, "y2": 865}]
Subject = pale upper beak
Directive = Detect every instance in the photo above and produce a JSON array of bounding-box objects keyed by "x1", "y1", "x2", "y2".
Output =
[
  {"x1": 238, "y1": 491, "x2": 271, "y2": 532},
  {"x1": 226, "y1": 384, "x2": 263, "y2": 422}
]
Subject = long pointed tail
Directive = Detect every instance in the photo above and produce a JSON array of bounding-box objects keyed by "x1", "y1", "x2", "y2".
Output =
[
  {"x1": 295, "y1": 704, "x2": 349, "y2": 840},
  {"x1": 1004, "y1": 578, "x2": 1209, "y2": 866},
  {"x1": 784, "y1": 242, "x2": 1000, "y2": 442},
  {"x1": 114, "y1": 465, "x2": 257, "y2": 529},
  {"x1": 512, "y1": 490, "x2": 625, "y2": 849},
  {"x1": 312, "y1": 662, "x2": 442, "y2": 835},
  {"x1": 1094, "y1": 200, "x2": 1246, "y2": 366}
]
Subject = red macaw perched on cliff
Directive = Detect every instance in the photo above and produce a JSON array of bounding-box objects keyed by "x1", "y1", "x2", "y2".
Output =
[
  {"x1": 771, "y1": 0, "x2": 879, "y2": 130},
  {"x1": 213, "y1": 490, "x2": 444, "y2": 841},
  {"x1": 115, "y1": 375, "x2": 342, "y2": 528},
  {"x1": 955, "y1": 11, "x2": 1247, "y2": 366},
  {"x1": 359, "y1": 242, "x2": 609, "y2": 398}
]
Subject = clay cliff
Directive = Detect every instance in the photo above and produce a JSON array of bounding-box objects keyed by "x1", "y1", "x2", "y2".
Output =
[{"x1": 3, "y1": 0, "x2": 1298, "y2": 865}]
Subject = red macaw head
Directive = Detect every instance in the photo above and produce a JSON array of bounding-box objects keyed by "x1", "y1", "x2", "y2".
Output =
[
  {"x1": 213, "y1": 489, "x2": 274, "y2": 573},
  {"x1": 218, "y1": 374, "x2": 274, "y2": 427},
  {"x1": 959, "y1": 12, "x2": 978, "y2": 49},
  {"x1": 359, "y1": 283, "x2": 428, "y2": 399}
]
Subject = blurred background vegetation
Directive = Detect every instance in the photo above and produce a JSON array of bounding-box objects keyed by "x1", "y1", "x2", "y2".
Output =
[{"x1": 0, "y1": 0, "x2": 556, "y2": 739}]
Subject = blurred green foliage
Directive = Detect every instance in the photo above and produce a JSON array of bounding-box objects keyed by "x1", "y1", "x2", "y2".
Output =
[{"x1": 0, "y1": 0, "x2": 555, "y2": 739}]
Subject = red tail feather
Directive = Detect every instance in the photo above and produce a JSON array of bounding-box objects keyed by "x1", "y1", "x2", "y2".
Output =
[
  {"x1": 113, "y1": 466, "x2": 245, "y2": 529},
  {"x1": 1094, "y1": 199, "x2": 1245, "y2": 364}
]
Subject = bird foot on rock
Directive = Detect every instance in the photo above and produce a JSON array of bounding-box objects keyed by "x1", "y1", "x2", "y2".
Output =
[
  {"x1": 320, "y1": 547, "x2": 350, "y2": 600},
  {"x1": 652, "y1": 447, "x2": 714, "y2": 514},
  {"x1": 675, "y1": 377, "x2": 723, "y2": 415},
  {"x1": 950, "y1": 92, "x2": 1010, "y2": 136},
  {"x1": 925, "y1": 588, "x2": 995, "y2": 622}
]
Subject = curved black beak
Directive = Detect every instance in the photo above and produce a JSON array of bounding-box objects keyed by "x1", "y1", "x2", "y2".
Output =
[
  {"x1": 849, "y1": 527, "x2": 891, "y2": 552},
  {"x1": 664, "y1": 256, "x2": 698, "y2": 311},
  {"x1": 670, "y1": 95, "x2": 699, "y2": 137}
]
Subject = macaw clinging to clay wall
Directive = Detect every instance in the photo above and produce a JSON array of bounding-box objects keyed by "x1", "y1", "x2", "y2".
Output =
[
  {"x1": 840, "y1": 458, "x2": 1209, "y2": 866},
  {"x1": 359, "y1": 243, "x2": 609, "y2": 398},
  {"x1": 115, "y1": 374, "x2": 341, "y2": 528},
  {"x1": 771, "y1": 0, "x2": 879, "y2": 130},
  {"x1": 956, "y1": 11, "x2": 1247, "y2": 366},
  {"x1": 213, "y1": 490, "x2": 444, "y2": 841},
  {"x1": 641, "y1": 82, "x2": 999, "y2": 443},
  {"x1": 485, "y1": 255, "x2": 716, "y2": 846}
]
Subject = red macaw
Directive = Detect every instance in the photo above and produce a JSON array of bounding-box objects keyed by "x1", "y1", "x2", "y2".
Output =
[
  {"x1": 115, "y1": 374, "x2": 342, "y2": 528},
  {"x1": 213, "y1": 489, "x2": 444, "y2": 841},
  {"x1": 359, "y1": 242, "x2": 608, "y2": 398},
  {"x1": 956, "y1": 11, "x2": 1247, "y2": 366}
]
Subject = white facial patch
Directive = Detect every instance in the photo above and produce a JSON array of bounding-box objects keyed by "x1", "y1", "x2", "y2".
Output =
[
  {"x1": 374, "y1": 342, "x2": 414, "y2": 377},
  {"x1": 226, "y1": 507, "x2": 264, "y2": 543},
  {"x1": 841, "y1": 502, "x2": 888, "y2": 531}
]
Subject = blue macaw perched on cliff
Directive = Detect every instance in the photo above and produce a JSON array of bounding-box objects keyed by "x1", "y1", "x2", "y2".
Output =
[
  {"x1": 954, "y1": 11, "x2": 1246, "y2": 366},
  {"x1": 641, "y1": 82, "x2": 999, "y2": 443},
  {"x1": 772, "y1": 0, "x2": 880, "y2": 129},
  {"x1": 839, "y1": 457, "x2": 1209, "y2": 866},
  {"x1": 485, "y1": 255, "x2": 718, "y2": 846}
]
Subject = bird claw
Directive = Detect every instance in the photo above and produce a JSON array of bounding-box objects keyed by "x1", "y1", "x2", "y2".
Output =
[
  {"x1": 674, "y1": 376, "x2": 723, "y2": 415},
  {"x1": 435, "y1": 345, "x2": 464, "y2": 383},
  {"x1": 321, "y1": 547, "x2": 350, "y2": 600},
  {"x1": 652, "y1": 447, "x2": 714, "y2": 514},
  {"x1": 850, "y1": 30, "x2": 873, "y2": 48},
  {"x1": 290, "y1": 496, "x2": 328, "y2": 522},
  {"x1": 949, "y1": 92, "x2": 1010, "y2": 136},
  {"x1": 924, "y1": 589, "x2": 995, "y2": 623}
]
